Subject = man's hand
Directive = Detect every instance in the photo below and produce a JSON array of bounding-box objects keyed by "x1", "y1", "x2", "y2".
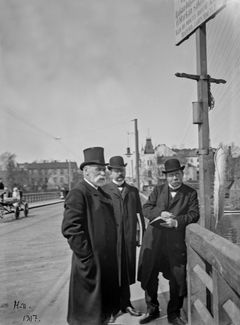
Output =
[
  {"x1": 159, "y1": 211, "x2": 178, "y2": 228},
  {"x1": 160, "y1": 211, "x2": 173, "y2": 219}
]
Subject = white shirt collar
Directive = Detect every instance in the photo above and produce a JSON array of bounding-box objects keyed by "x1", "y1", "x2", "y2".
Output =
[{"x1": 84, "y1": 178, "x2": 98, "y2": 190}]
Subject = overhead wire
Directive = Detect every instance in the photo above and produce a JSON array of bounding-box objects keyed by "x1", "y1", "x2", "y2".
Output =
[
  {"x1": 2, "y1": 106, "x2": 80, "y2": 160},
  {"x1": 206, "y1": 4, "x2": 240, "y2": 146},
  {"x1": 3, "y1": 106, "x2": 57, "y2": 140}
]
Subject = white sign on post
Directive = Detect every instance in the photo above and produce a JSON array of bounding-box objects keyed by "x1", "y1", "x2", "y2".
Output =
[{"x1": 174, "y1": 0, "x2": 227, "y2": 46}]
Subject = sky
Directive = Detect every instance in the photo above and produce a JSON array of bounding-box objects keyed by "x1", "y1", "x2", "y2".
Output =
[{"x1": 0, "y1": 0, "x2": 239, "y2": 165}]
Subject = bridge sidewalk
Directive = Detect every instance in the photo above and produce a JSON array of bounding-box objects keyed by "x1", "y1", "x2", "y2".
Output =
[
  {"x1": 37, "y1": 264, "x2": 181, "y2": 325},
  {"x1": 33, "y1": 245, "x2": 188, "y2": 325}
]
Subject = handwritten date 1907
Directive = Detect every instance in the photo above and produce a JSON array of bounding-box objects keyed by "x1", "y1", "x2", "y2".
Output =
[{"x1": 23, "y1": 314, "x2": 40, "y2": 322}]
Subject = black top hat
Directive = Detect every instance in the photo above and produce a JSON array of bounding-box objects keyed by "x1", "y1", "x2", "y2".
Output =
[
  {"x1": 108, "y1": 156, "x2": 127, "y2": 169},
  {"x1": 162, "y1": 158, "x2": 185, "y2": 174},
  {"x1": 80, "y1": 147, "x2": 108, "y2": 170}
]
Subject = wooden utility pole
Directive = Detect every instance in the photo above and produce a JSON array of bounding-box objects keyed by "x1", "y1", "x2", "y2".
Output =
[
  {"x1": 175, "y1": 24, "x2": 226, "y2": 229},
  {"x1": 133, "y1": 118, "x2": 140, "y2": 190},
  {"x1": 195, "y1": 24, "x2": 211, "y2": 229},
  {"x1": 174, "y1": 0, "x2": 227, "y2": 230}
]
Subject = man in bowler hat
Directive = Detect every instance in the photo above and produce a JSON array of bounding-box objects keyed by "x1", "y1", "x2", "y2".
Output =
[
  {"x1": 102, "y1": 156, "x2": 145, "y2": 318},
  {"x1": 138, "y1": 158, "x2": 199, "y2": 325},
  {"x1": 62, "y1": 147, "x2": 120, "y2": 325}
]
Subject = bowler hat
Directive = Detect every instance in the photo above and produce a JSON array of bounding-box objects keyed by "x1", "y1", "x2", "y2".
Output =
[
  {"x1": 108, "y1": 156, "x2": 127, "y2": 169},
  {"x1": 162, "y1": 158, "x2": 185, "y2": 174},
  {"x1": 80, "y1": 147, "x2": 108, "y2": 170}
]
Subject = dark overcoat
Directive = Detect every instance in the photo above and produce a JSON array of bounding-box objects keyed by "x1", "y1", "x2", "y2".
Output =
[
  {"x1": 102, "y1": 182, "x2": 145, "y2": 285},
  {"x1": 62, "y1": 180, "x2": 120, "y2": 325},
  {"x1": 138, "y1": 183, "x2": 199, "y2": 294}
]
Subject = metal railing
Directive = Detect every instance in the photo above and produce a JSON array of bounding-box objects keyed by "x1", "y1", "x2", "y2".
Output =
[{"x1": 22, "y1": 191, "x2": 60, "y2": 203}]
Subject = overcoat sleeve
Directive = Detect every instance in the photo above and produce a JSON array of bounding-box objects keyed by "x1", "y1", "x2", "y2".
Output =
[
  {"x1": 142, "y1": 186, "x2": 164, "y2": 221},
  {"x1": 62, "y1": 188, "x2": 93, "y2": 259},
  {"x1": 175, "y1": 189, "x2": 199, "y2": 230}
]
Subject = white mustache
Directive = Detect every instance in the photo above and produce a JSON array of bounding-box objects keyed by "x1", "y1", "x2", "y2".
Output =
[
  {"x1": 96, "y1": 175, "x2": 106, "y2": 180},
  {"x1": 97, "y1": 177, "x2": 106, "y2": 181}
]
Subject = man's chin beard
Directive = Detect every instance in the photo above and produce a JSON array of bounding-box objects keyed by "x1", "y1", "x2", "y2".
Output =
[{"x1": 115, "y1": 180, "x2": 124, "y2": 186}]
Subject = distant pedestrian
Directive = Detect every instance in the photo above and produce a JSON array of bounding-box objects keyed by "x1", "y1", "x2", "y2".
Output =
[
  {"x1": 138, "y1": 158, "x2": 199, "y2": 325},
  {"x1": 12, "y1": 187, "x2": 20, "y2": 200},
  {"x1": 62, "y1": 147, "x2": 120, "y2": 325},
  {"x1": 102, "y1": 156, "x2": 145, "y2": 318},
  {"x1": 0, "y1": 179, "x2": 4, "y2": 201},
  {"x1": 0, "y1": 179, "x2": 4, "y2": 190}
]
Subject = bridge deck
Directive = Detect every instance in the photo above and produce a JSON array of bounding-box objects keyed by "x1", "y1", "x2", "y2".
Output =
[
  {"x1": 115, "y1": 291, "x2": 170, "y2": 325},
  {"x1": 40, "y1": 271, "x2": 188, "y2": 325}
]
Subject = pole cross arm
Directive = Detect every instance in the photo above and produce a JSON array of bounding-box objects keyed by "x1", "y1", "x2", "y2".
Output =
[{"x1": 175, "y1": 72, "x2": 226, "y2": 84}]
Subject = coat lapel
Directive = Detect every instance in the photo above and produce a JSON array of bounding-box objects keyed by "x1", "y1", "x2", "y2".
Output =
[
  {"x1": 168, "y1": 185, "x2": 184, "y2": 208},
  {"x1": 161, "y1": 184, "x2": 170, "y2": 210},
  {"x1": 83, "y1": 180, "x2": 112, "y2": 205},
  {"x1": 108, "y1": 182, "x2": 122, "y2": 199},
  {"x1": 121, "y1": 183, "x2": 130, "y2": 201}
]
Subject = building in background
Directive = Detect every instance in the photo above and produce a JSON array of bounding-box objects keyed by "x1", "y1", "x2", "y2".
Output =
[
  {"x1": 139, "y1": 138, "x2": 203, "y2": 192},
  {"x1": 18, "y1": 160, "x2": 79, "y2": 191}
]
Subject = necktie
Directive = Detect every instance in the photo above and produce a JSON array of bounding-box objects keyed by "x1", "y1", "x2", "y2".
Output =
[{"x1": 169, "y1": 187, "x2": 179, "y2": 199}]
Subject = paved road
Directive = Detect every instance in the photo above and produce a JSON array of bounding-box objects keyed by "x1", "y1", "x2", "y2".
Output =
[
  {"x1": 0, "y1": 203, "x2": 70, "y2": 325},
  {"x1": 0, "y1": 203, "x2": 172, "y2": 325}
]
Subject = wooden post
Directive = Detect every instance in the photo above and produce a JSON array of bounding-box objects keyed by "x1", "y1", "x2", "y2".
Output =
[
  {"x1": 68, "y1": 160, "x2": 71, "y2": 190},
  {"x1": 196, "y1": 24, "x2": 211, "y2": 230},
  {"x1": 133, "y1": 119, "x2": 140, "y2": 190}
]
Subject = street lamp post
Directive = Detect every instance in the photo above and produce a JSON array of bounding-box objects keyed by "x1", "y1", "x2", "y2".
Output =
[
  {"x1": 67, "y1": 160, "x2": 71, "y2": 191},
  {"x1": 125, "y1": 119, "x2": 140, "y2": 189}
]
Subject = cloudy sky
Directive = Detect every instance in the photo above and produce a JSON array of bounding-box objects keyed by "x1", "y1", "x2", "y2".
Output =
[{"x1": 0, "y1": 0, "x2": 239, "y2": 164}]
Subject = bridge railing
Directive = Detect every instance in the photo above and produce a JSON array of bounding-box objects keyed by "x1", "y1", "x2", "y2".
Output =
[
  {"x1": 22, "y1": 191, "x2": 60, "y2": 203},
  {"x1": 186, "y1": 223, "x2": 240, "y2": 325}
]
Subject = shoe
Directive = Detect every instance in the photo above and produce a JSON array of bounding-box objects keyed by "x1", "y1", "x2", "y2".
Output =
[
  {"x1": 107, "y1": 314, "x2": 117, "y2": 324},
  {"x1": 168, "y1": 316, "x2": 186, "y2": 325},
  {"x1": 124, "y1": 306, "x2": 142, "y2": 317},
  {"x1": 139, "y1": 310, "x2": 160, "y2": 324}
]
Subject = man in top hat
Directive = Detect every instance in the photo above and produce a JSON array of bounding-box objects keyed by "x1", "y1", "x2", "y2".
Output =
[
  {"x1": 138, "y1": 158, "x2": 199, "y2": 325},
  {"x1": 62, "y1": 147, "x2": 120, "y2": 325},
  {"x1": 102, "y1": 156, "x2": 145, "y2": 318}
]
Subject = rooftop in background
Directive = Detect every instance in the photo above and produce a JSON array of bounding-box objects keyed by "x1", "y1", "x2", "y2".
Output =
[{"x1": 18, "y1": 161, "x2": 78, "y2": 170}]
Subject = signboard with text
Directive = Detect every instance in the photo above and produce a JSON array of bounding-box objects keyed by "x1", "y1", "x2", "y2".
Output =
[{"x1": 175, "y1": 0, "x2": 227, "y2": 45}]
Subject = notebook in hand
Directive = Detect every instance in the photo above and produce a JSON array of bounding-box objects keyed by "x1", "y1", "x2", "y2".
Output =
[{"x1": 149, "y1": 216, "x2": 167, "y2": 229}]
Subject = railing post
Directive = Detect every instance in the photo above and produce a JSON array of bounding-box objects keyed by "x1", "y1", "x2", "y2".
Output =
[
  {"x1": 212, "y1": 267, "x2": 237, "y2": 325},
  {"x1": 187, "y1": 244, "x2": 207, "y2": 324}
]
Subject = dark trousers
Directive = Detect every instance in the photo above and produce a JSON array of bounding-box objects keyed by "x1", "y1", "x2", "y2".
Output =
[
  {"x1": 119, "y1": 236, "x2": 132, "y2": 310},
  {"x1": 144, "y1": 264, "x2": 185, "y2": 320},
  {"x1": 167, "y1": 274, "x2": 184, "y2": 321},
  {"x1": 120, "y1": 284, "x2": 131, "y2": 310}
]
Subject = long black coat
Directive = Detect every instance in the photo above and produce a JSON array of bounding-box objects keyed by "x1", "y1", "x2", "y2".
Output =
[
  {"x1": 102, "y1": 182, "x2": 145, "y2": 285},
  {"x1": 62, "y1": 180, "x2": 120, "y2": 325},
  {"x1": 138, "y1": 183, "x2": 199, "y2": 295}
]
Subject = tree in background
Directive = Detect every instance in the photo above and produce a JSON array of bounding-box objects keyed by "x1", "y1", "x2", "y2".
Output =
[{"x1": 0, "y1": 152, "x2": 29, "y2": 191}]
